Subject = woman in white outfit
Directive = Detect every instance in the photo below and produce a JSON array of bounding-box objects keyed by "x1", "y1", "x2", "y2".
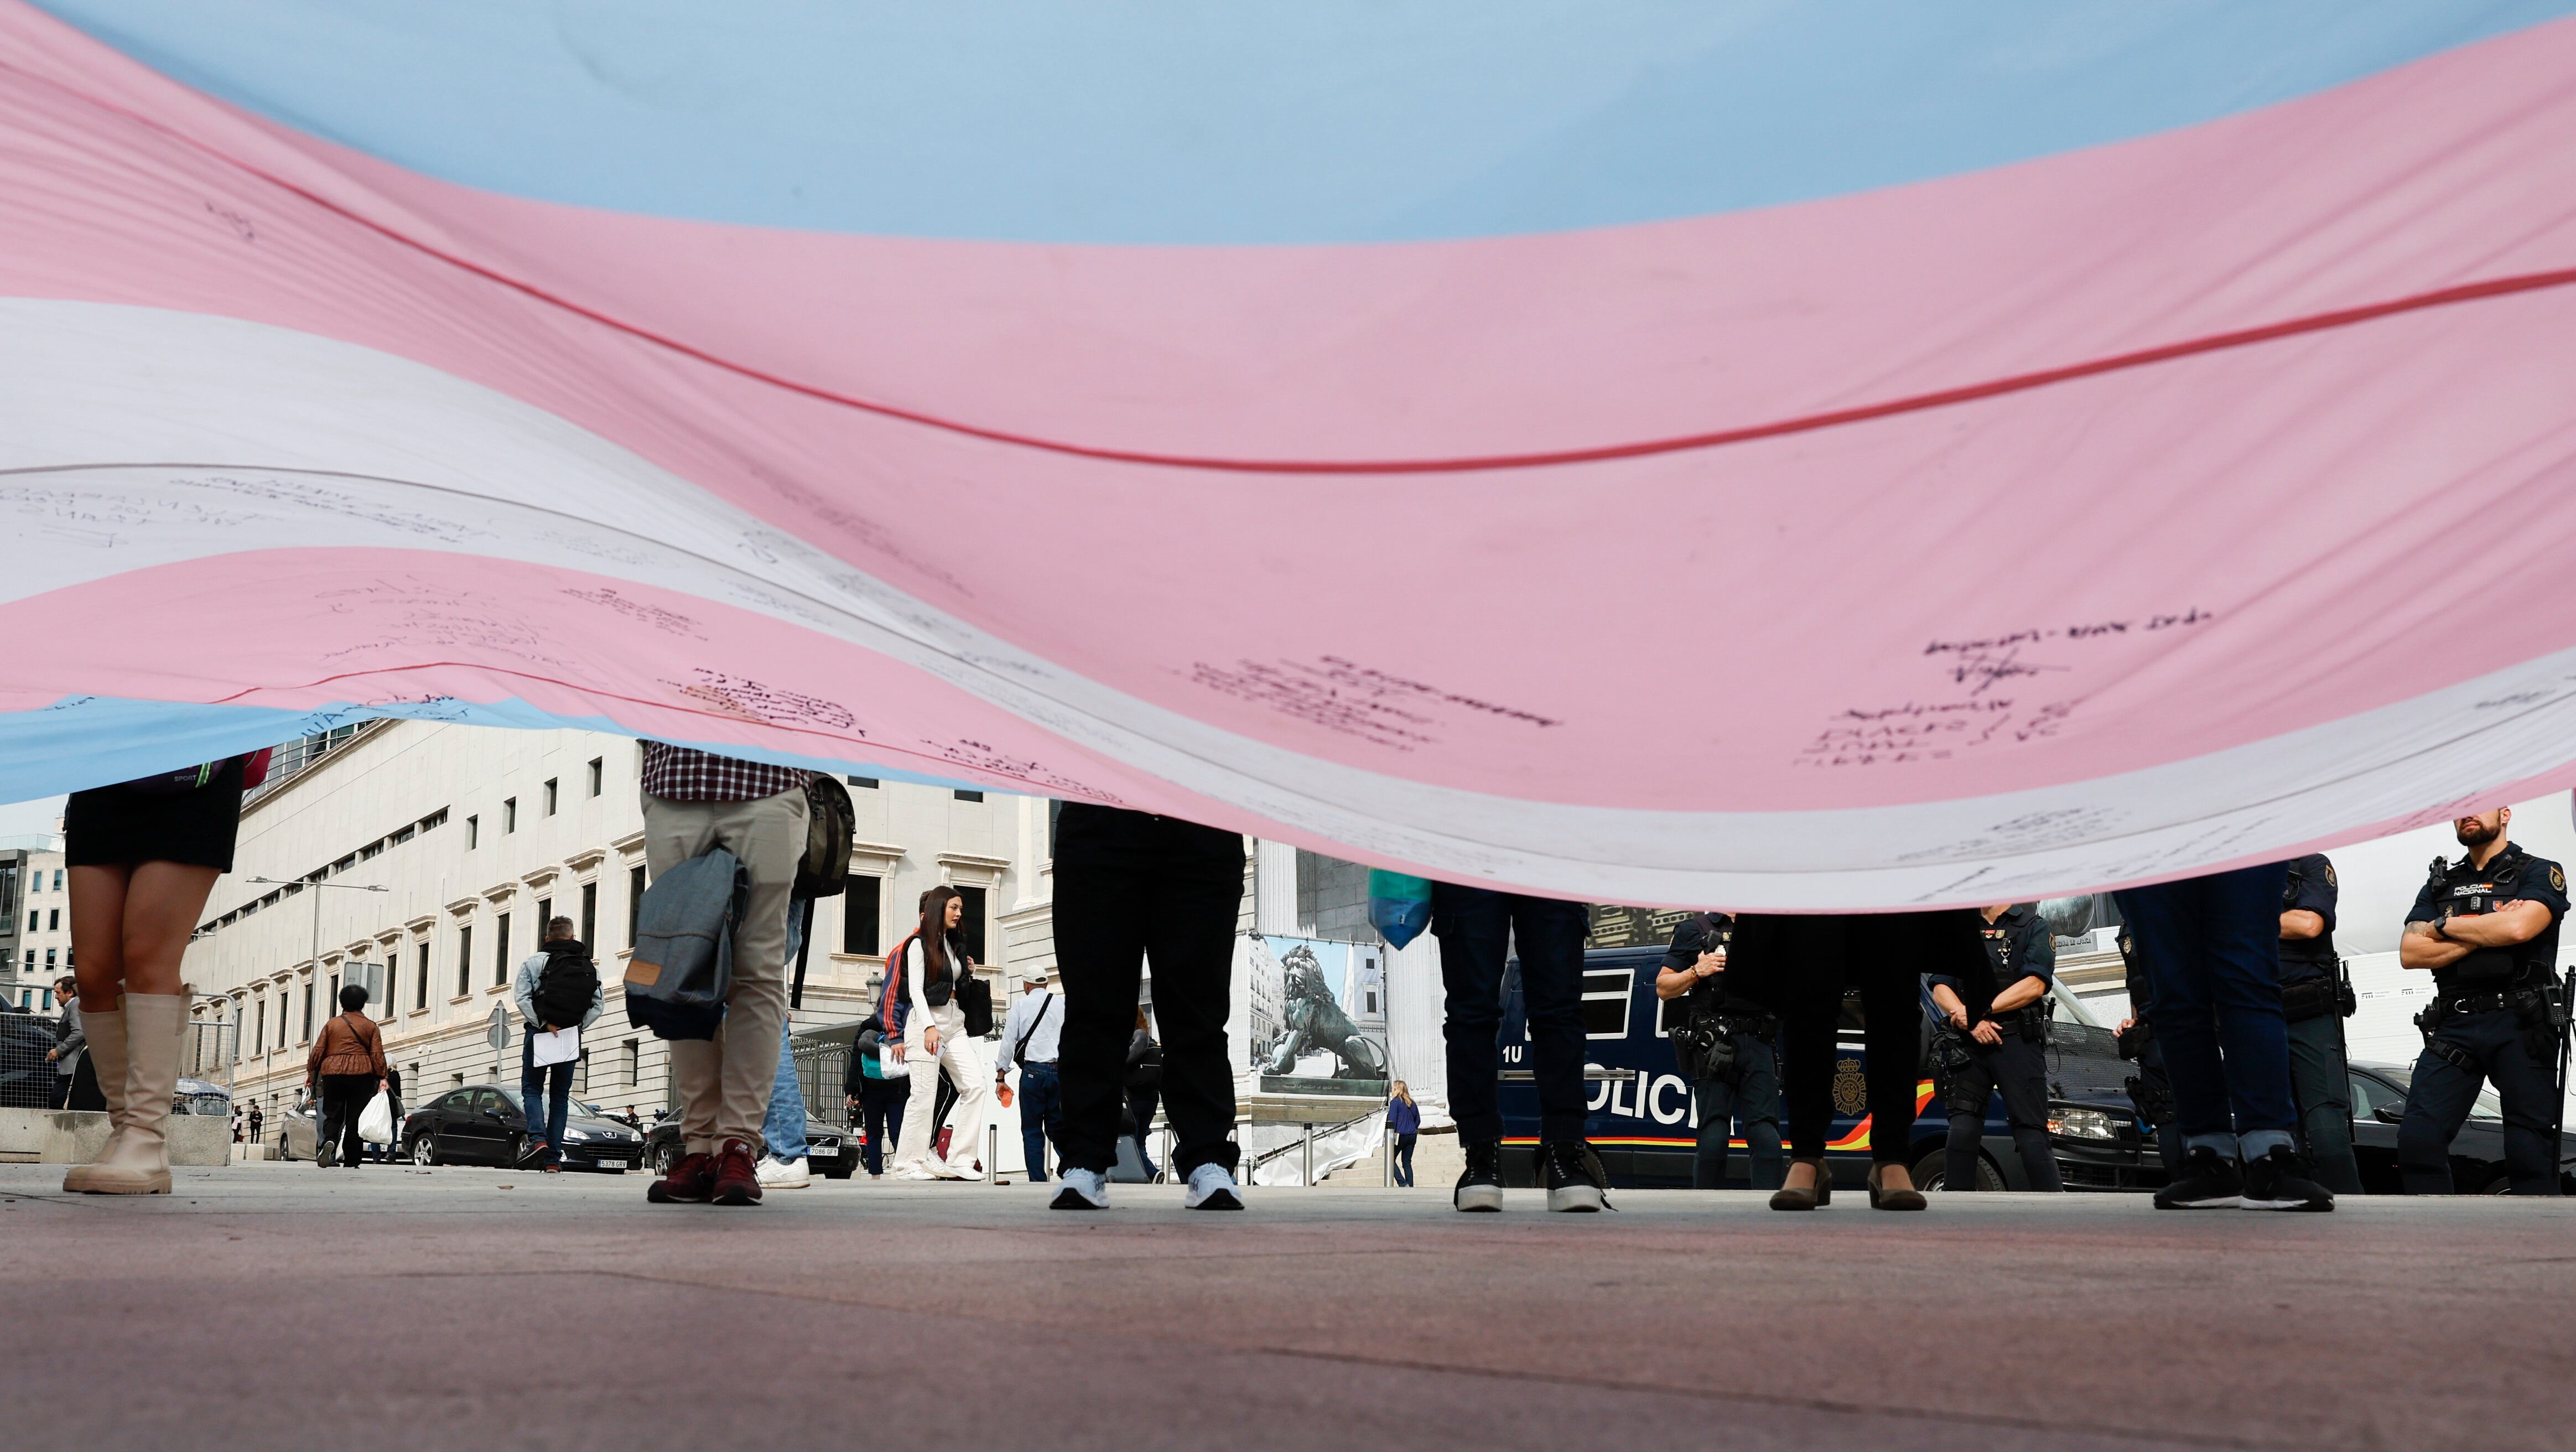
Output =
[{"x1": 890, "y1": 886, "x2": 992, "y2": 1180}]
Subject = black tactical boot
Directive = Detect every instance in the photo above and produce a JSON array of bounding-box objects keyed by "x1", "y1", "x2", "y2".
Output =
[
  {"x1": 2239, "y1": 1145, "x2": 2334, "y2": 1212},
  {"x1": 2153, "y1": 1145, "x2": 2245, "y2": 1209}
]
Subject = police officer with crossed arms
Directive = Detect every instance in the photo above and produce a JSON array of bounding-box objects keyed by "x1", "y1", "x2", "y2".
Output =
[
  {"x1": 2277, "y1": 854, "x2": 2362, "y2": 1195},
  {"x1": 1925, "y1": 902, "x2": 2064, "y2": 1192},
  {"x1": 2397, "y1": 806, "x2": 2569, "y2": 1195},
  {"x1": 1655, "y1": 912, "x2": 1784, "y2": 1191}
]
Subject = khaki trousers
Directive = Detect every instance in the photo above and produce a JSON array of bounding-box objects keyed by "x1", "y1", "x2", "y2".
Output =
[{"x1": 642, "y1": 787, "x2": 807, "y2": 1154}]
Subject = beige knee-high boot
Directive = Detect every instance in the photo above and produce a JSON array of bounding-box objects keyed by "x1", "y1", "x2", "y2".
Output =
[
  {"x1": 64, "y1": 993, "x2": 180, "y2": 1194},
  {"x1": 59, "y1": 1002, "x2": 128, "y2": 1191}
]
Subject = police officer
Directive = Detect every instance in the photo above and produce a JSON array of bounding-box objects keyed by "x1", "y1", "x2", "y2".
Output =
[
  {"x1": 1924, "y1": 903, "x2": 2064, "y2": 1191},
  {"x1": 2114, "y1": 927, "x2": 2185, "y2": 1181},
  {"x1": 1654, "y1": 913, "x2": 1784, "y2": 1190},
  {"x1": 2277, "y1": 854, "x2": 2361, "y2": 1194},
  {"x1": 1659, "y1": 916, "x2": 1782, "y2": 1189},
  {"x1": 2397, "y1": 806, "x2": 2569, "y2": 1195}
]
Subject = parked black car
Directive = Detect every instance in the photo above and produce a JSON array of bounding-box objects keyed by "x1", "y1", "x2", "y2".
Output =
[
  {"x1": 642, "y1": 1114, "x2": 856, "y2": 1180},
  {"x1": 401, "y1": 1085, "x2": 645, "y2": 1172}
]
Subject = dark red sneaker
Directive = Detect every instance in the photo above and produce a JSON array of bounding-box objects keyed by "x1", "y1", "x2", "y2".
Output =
[
  {"x1": 647, "y1": 1151, "x2": 716, "y2": 1204},
  {"x1": 709, "y1": 1138, "x2": 762, "y2": 1206}
]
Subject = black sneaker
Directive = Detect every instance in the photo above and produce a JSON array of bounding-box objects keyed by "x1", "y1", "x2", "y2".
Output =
[
  {"x1": 1538, "y1": 1139, "x2": 1612, "y2": 1214},
  {"x1": 2240, "y1": 1145, "x2": 2334, "y2": 1212},
  {"x1": 2154, "y1": 1145, "x2": 2244, "y2": 1209},
  {"x1": 1453, "y1": 1140, "x2": 1504, "y2": 1212}
]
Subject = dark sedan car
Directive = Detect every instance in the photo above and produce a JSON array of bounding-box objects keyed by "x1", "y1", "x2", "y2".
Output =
[{"x1": 401, "y1": 1085, "x2": 645, "y2": 1172}]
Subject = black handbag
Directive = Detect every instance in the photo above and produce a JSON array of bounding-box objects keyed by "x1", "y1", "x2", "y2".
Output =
[{"x1": 955, "y1": 966, "x2": 994, "y2": 1037}]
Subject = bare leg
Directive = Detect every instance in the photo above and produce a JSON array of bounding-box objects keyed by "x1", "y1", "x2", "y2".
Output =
[
  {"x1": 68, "y1": 865, "x2": 133, "y2": 1010},
  {"x1": 118, "y1": 862, "x2": 221, "y2": 997}
]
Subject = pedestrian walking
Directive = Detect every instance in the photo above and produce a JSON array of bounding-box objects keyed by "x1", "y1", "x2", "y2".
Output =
[
  {"x1": 1386, "y1": 1081, "x2": 1421, "y2": 1187},
  {"x1": 62, "y1": 746, "x2": 271, "y2": 1195},
  {"x1": 998, "y1": 973, "x2": 1063, "y2": 1182},
  {"x1": 515, "y1": 916, "x2": 602, "y2": 1173},
  {"x1": 1047, "y1": 805, "x2": 1246, "y2": 1212},
  {"x1": 846, "y1": 1014, "x2": 907, "y2": 1178},
  {"x1": 246, "y1": 1102, "x2": 263, "y2": 1155},
  {"x1": 1124, "y1": 1014, "x2": 1162, "y2": 1180},
  {"x1": 889, "y1": 886, "x2": 994, "y2": 1181},
  {"x1": 635, "y1": 744, "x2": 807, "y2": 1209},
  {"x1": 304, "y1": 984, "x2": 387, "y2": 1171},
  {"x1": 48, "y1": 975, "x2": 104, "y2": 1112}
]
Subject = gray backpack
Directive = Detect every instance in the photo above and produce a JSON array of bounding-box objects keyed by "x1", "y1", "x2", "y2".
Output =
[{"x1": 624, "y1": 848, "x2": 746, "y2": 1041}]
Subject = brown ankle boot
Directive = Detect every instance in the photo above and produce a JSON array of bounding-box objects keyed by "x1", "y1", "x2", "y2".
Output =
[{"x1": 65, "y1": 993, "x2": 180, "y2": 1194}]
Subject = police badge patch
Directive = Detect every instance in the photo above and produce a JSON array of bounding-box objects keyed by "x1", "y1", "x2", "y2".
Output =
[
  {"x1": 2552, "y1": 864, "x2": 2565, "y2": 895},
  {"x1": 2323, "y1": 862, "x2": 2337, "y2": 888},
  {"x1": 1832, "y1": 1057, "x2": 1868, "y2": 1117}
]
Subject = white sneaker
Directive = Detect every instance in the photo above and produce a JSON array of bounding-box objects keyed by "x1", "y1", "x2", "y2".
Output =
[
  {"x1": 890, "y1": 1163, "x2": 936, "y2": 1181},
  {"x1": 926, "y1": 1159, "x2": 973, "y2": 1180},
  {"x1": 756, "y1": 1155, "x2": 811, "y2": 1189},
  {"x1": 1183, "y1": 1163, "x2": 1245, "y2": 1211},
  {"x1": 1050, "y1": 1166, "x2": 1109, "y2": 1210}
]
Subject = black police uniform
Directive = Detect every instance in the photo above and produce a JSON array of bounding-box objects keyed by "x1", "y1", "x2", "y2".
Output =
[
  {"x1": 2115, "y1": 929, "x2": 2185, "y2": 1180},
  {"x1": 2276, "y1": 854, "x2": 2361, "y2": 1194},
  {"x1": 2397, "y1": 842, "x2": 2569, "y2": 1195},
  {"x1": 1659, "y1": 913, "x2": 1784, "y2": 1191},
  {"x1": 1927, "y1": 905, "x2": 2064, "y2": 1191}
]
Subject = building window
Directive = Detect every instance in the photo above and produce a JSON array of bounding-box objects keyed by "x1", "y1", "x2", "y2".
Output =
[
  {"x1": 300, "y1": 979, "x2": 314, "y2": 1043},
  {"x1": 846, "y1": 775, "x2": 878, "y2": 789},
  {"x1": 415, "y1": 941, "x2": 431, "y2": 1010},
  {"x1": 841, "y1": 875, "x2": 881, "y2": 956},
  {"x1": 629, "y1": 865, "x2": 646, "y2": 948},
  {"x1": 537, "y1": 898, "x2": 553, "y2": 941},
  {"x1": 494, "y1": 912, "x2": 512, "y2": 986},
  {"x1": 47, "y1": 908, "x2": 58, "y2": 931},
  {"x1": 622, "y1": 1038, "x2": 640, "y2": 1088},
  {"x1": 52, "y1": 869, "x2": 61, "y2": 891},
  {"x1": 503, "y1": 798, "x2": 517, "y2": 833},
  {"x1": 588, "y1": 758, "x2": 604, "y2": 796},
  {"x1": 25, "y1": 910, "x2": 34, "y2": 932},
  {"x1": 466, "y1": 815, "x2": 479, "y2": 849},
  {"x1": 544, "y1": 779, "x2": 559, "y2": 816},
  {"x1": 456, "y1": 925, "x2": 472, "y2": 998},
  {"x1": 953, "y1": 790, "x2": 984, "y2": 803},
  {"x1": 955, "y1": 885, "x2": 988, "y2": 963},
  {"x1": 580, "y1": 880, "x2": 598, "y2": 951},
  {"x1": 253, "y1": 996, "x2": 266, "y2": 1052},
  {"x1": 44, "y1": 947, "x2": 55, "y2": 971},
  {"x1": 380, "y1": 957, "x2": 396, "y2": 1016}
]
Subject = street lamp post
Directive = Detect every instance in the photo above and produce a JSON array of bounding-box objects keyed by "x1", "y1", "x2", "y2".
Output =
[{"x1": 247, "y1": 874, "x2": 390, "y2": 1045}]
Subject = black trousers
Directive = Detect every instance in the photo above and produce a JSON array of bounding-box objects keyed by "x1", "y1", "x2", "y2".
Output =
[
  {"x1": 2398, "y1": 1006, "x2": 2562, "y2": 1194},
  {"x1": 1944, "y1": 1030, "x2": 2062, "y2": 1191},
  {"x1": 1434, "y1": 886, "x2": 1591, "y2": 1146},
  {"x1": 318, "y1": 1074, "x2": 373, "y2": 1168},
  {"x1": 1741, "y1": 913, "x2": 1950, "y2": 1165},
  {"x1": 1053, "y1": 816, "x2": 1245, "y2": 1178},
  {"x1": 858, "y1": 1075, "x2": 908, "y2": 1175}
]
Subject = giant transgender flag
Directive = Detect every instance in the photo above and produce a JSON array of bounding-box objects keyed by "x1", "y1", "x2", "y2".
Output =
[{"x1": 3, "y1": 1, "x2": 2574, "y2": 908}]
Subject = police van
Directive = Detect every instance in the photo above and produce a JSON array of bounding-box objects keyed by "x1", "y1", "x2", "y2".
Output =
[{"x1": 1494, "y1": 944, "x2": 2158, "y2": 1190}]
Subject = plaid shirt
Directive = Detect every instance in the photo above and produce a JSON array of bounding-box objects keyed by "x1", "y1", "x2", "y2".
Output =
[{"x1": 637, "y1": 742, "x2": 809, "y2": 802}]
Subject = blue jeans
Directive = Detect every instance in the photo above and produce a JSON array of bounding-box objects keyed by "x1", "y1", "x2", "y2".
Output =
[
  {"x1": 518, "y1": 1038, "x2": 572, "y2": 1167},
  {"x1": 2116, "y1": 866, "x2": 2297, "y2": 1160},
  {"x1": 1016, "y1": 1061, "x2": 1062, "y2": 1181},
  {"x1": 1434, "y1": 886, "x2": 1591, "y2": 1146},
  {"x1": 1694, "y1": 1036, "x2": 1785, "y2": 1190},
  {"x1": 1393, "y1": 1132, "x2": 1417, "y2": 1186},
  {"x1": 761, "y1": 898, "x2": 811, "y2": 1161}
]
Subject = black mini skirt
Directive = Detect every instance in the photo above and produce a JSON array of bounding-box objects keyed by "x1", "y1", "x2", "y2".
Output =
[{"x1": 64, "y1": 758, "x2": 247, "y2": 873}]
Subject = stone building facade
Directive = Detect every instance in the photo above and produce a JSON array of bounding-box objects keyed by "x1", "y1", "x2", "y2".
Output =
[{"x1": 181, "y1": 720, "x2": 1062, "y2": 1123}]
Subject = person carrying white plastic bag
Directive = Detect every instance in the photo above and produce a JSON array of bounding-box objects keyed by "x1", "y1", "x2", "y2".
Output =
[{"x1": 357, "y1": 1087, "x2": 397, "y2": 1148}]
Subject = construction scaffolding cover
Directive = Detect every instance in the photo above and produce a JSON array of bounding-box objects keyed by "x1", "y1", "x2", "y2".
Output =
[{"x1": 4, "y1": 2, "x2": 2574, "y2": 907}]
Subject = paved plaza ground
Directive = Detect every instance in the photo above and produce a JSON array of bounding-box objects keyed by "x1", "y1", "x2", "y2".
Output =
[{"x1": 2, "y1": 1159, "x2": 2568, "y2": 1451}]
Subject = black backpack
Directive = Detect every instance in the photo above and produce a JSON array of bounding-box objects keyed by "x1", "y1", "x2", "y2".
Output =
[
  {"x1": 792, "y1": 775, "x2": 856, "y2": 900},
  {"x1": 533, "y1": 941, "x2": 599, "y2": 1030}
]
